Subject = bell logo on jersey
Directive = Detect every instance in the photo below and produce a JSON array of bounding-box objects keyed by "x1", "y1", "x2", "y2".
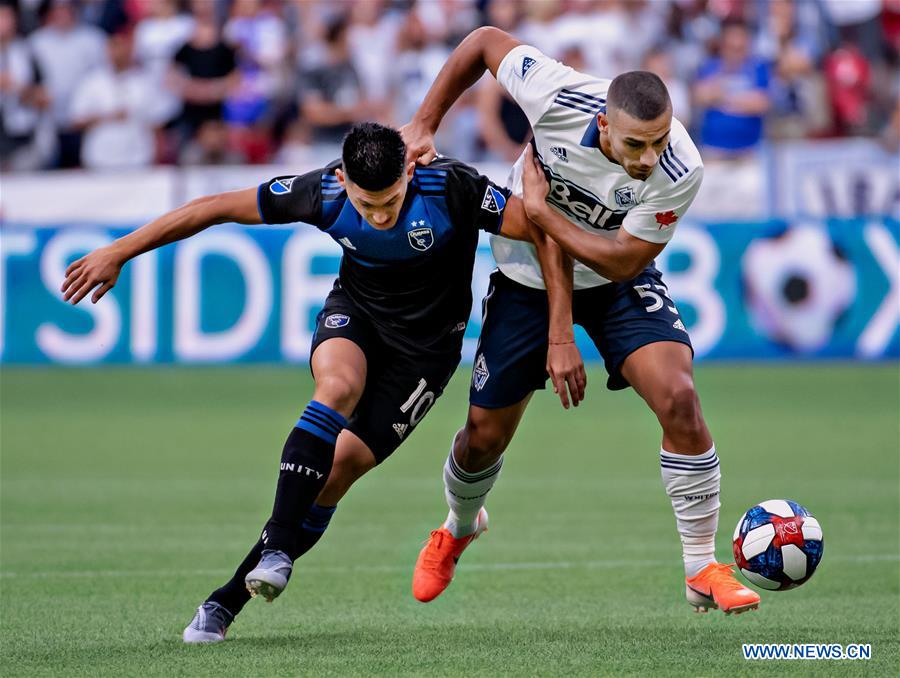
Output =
[
  {"x1": 408, "y1": 223, "x2": 434, "y2": 251},
  {"x1": 614, "y1": 186, "x2": 637, "y2": 208},
  {"x1": 546, "y1": 172, "x2": 627, "y2": 231},
  {"x1": 269, "y1": 177, "x2": 296, "y2": 195},
  {"x1": 481, "y1": 185, "x2": 507, "y2": 214},
  {"x1": 520, "y1": 56, "x2": 537, "y2": 79}
]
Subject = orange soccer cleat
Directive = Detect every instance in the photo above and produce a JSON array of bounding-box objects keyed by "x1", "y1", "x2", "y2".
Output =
[
  {"x1": 685, "y1": 562, "x2": 761, "y2": 615},
  {"x1": 412, "y1": 508, "x2": 488, "y2": 602}
]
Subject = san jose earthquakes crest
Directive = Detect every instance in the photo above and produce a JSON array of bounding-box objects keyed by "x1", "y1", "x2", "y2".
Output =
[
  {"x1": 324, "y1": 314, "x2": 350, "y2": 328},
  {"x1": 408, "y1": 221, "x2": 434, "y2": 251}
]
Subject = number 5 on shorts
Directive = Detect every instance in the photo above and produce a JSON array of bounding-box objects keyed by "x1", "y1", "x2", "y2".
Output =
[{"x1": 634, "y1": 283, "x2": 679, "y2": 315}]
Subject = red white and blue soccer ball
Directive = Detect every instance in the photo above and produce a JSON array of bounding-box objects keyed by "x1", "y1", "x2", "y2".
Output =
[{"x1": 732, "y1": 499, "x2": 824, "y2": 591}]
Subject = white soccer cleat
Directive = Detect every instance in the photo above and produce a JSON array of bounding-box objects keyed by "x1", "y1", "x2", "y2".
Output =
[
  {"x1": 245, "y1": 549, "x2": 293, "y2": 602},
  {"x1": 183, "y1": 601, "x2": 233, "y2": 644}
]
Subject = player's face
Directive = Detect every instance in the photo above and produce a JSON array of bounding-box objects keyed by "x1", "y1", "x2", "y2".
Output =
[
  {"x1": 599, "y1": 108, "x2": 672, "y2": 181},
  {"x1": 338, "y1": 162, "x2": 415, "y2": 230}
]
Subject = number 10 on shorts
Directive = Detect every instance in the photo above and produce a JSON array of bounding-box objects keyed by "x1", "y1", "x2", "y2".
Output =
[{"x1": 400, "y1": 378, "x2": 435, "y2": 427}]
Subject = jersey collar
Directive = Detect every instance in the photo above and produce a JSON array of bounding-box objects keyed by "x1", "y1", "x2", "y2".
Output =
[{"x1": 580, "y1": 117, "x2": 601, "y2": 149}]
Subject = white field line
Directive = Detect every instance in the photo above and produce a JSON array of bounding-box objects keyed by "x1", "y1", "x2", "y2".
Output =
[{"x1": 0, "y1": 553, "x2": 896, "y2": 580}]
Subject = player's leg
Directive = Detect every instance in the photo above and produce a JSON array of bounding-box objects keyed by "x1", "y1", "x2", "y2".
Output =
[
  {"x1": 585, "y1": 267, "x2": 758, "y2": 614},
  {"x1": 414, "y1": 271, "x2": 549, "y2": 602},
  {"x1": 185, "y1": 338, "x2": 365, "y2": 641},
  {"x1": 621, "y1": 341, "x2": 758, "y2": 614},
  {"x1": 198, "y1": 429, "x2": 376, "y2": 633},
  {"x1": 242, "y1": 336, "x2": 365, "y2": 601}
]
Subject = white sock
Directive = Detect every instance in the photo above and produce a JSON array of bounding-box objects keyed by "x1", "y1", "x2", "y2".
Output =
[
  {"x1": 443, "y1": 447, "x2": 503, "y2": 538},
  {"x1": 660, "y1": 444, "x2": 720, "y2": 579}
]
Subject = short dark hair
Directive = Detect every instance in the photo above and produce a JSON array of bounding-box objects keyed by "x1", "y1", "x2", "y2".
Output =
[
  {"x1": 341, "y1": 122, "x2": 407, "y2": 192},
  {"x1": 607, "y1": 71, "x2": 671, "y2": 121}
]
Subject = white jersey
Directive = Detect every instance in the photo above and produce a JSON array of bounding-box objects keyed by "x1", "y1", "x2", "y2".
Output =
[{"x1": 493, "y1": 45, "x2": 704, "y2": 290}]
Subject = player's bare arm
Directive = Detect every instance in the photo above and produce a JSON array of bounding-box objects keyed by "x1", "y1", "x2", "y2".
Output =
[
  {"x1": 401, "y1": 26, "x2": 521, "y2": 165},
  {"x1": 522, "y1": 146, "x2": 664, "y2": 282},
  {"x1": 61, "y1": 187, "x2": 260, "y2": 305}
]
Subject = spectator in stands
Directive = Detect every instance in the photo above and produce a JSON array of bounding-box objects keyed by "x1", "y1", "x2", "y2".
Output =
[
  {"x1": 169, "y1": 14, "x2": 238, "y2": 140},
  {"x1": 133, "y1": 0, "x2": 194, "y2": 125},
  {"x1": 756, "y1": 0, "x2": 830, "y2": 138},
  {"x1": 694, "y1": 18, "x2": 771, "y2": 156},
  {"x1": 0, "y1": 0, "x2": 51, "y2": 170},
  {"x1": 391, "y1": 10, "x2": 450, "y2": 128},
  {"x1": 70, "y1": 29, "x2": 169, "y2": 168},
  {"x1": 823, "y1": 42, "x2": 872, "y2": 136},
  {"x1": 179, "y1": 119, "x2": 244, "y2": 165},
  {"x1": 298, "y1": 15, "x2": 375, "y2": 144},
  {"x1": 643, "y1": 47, "x2": 692, "y2": 129},
  {"x1": 29, "y1": 0, "x2": 107, "y2": 167},
  {"x1": 346, "y1": 0, "x2": 400, "y2": 107},
  {"x1": 476, "y1": 0, "x2": 530, "y2": 162}
]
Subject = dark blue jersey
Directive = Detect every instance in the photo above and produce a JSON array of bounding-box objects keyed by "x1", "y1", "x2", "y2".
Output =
[{"x1": 257, "y1": 157, "x2": 511, "y2": 354}]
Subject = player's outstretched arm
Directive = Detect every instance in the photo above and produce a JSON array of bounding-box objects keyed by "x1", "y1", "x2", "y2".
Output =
[
  {"x1": 61, "y1": 187, "x2": 261, "y2": 305},
  {"x1": 521, "y1": 147, "x2": 663, "y2": 282},
  {"x1": 401, "y1": 26, "x2": 521, "y2": 164}
]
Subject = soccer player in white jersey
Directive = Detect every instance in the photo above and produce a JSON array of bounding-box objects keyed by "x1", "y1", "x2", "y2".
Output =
[{"x1": 402, "y1": 27, "x2": 760, "y2": 615}]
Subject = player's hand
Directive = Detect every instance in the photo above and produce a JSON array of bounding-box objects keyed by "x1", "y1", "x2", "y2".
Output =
[
  {"x1": 60, "y1": 245, "x2": 125, "y2": 305},
  {"x1": 400, "y1": 121, "x2": 438, "y2": 166},
  {"x1": 522, "y1": 144, "x2": 550, "y2": 221},
  {"x1": 547, "y1": 340, "x2": 586, "y2": 409}
]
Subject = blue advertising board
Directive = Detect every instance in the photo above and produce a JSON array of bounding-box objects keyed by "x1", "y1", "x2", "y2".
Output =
[{"x1": 2, "y1": 219, "x2": 897, "y2": 364}]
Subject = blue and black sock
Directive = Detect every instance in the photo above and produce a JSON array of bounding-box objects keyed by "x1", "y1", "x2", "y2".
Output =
[
  {"x1": 208, "y1": 503, "x2": 339, "y2": 616},
  {"x1": 264, "y1": 401, "x2": 346, "y2": 553}
]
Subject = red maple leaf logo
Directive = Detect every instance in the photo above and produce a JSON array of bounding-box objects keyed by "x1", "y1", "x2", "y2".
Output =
[{"x1": 655, "y1": 210, "x2": 678, "y2": 228}]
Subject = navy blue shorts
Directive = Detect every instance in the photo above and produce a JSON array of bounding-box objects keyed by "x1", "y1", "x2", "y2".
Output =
[
  {"x1": 469, "y1": 268, "x2": 693, "y2": 408},
  {"x1": 311, "y1": 281, "x2": 461, "y2": 463}
]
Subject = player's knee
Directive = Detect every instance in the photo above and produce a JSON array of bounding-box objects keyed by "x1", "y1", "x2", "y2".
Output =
[
  {"x1": 458, "y1": 416, "x2": 511, "y2": 471},
  {"x1": 314, "y1": 374, "x2": 363, "y2": 413},
  {"x1": 656, "y1": 381, "x2": 704, "y2": 436}
]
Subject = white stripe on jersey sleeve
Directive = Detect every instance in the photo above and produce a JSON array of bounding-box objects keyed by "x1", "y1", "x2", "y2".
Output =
[{"x1": 497, "y1": 45, "x2": 574, "y2": 127}]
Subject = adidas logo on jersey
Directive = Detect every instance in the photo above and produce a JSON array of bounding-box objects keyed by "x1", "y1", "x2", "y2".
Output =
[
  {"x1": 338, "y1": 237, "x2": 356, "y2": 250},
  {"x1": 549, "y1": 146, "x2": 568, "y2": 162},
  {"x1": 673, "y1": 319, "x2": 687, "y2": 332},
  {"x1": 520, "y1": 56, "x2": 537, "y2": 79},
  {"x1": 393, "y1": 422, "x2": 408, "y2": 440}
]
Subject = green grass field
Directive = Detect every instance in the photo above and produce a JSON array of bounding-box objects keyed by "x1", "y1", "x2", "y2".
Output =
[{"x1": 1, "y1": 365, "x2": 898, "y2": 677}]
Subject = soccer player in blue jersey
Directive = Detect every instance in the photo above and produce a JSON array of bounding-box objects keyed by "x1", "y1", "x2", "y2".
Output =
[{"x1": 61, "y1": 123, "x2": 561, "y2": 643}]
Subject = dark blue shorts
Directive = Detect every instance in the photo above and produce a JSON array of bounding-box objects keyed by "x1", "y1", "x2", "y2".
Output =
[{"x1": 469, "y1": 268, "x2": 693, "y2": 408}]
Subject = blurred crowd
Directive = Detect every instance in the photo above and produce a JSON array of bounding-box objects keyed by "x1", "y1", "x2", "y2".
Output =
[{"x1": 1, "y1": 0, "x2": 898, "y2": 172}]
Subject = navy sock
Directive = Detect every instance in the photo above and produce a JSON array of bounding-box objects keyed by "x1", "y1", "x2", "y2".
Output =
[
  {"x1": 207, "y1": 504, "x2": 338, "y2": 616},
  {"x1": 295, "y1": 503, "x2": 338, "y2": 559},
  {"x1": 265, "y1": 401, "x2": 346, "y2": 553}
]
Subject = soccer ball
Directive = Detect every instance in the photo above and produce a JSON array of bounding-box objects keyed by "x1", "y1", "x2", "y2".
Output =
[{"x1": 732, "y1": 499, "x2": 824, "y2": 590}]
